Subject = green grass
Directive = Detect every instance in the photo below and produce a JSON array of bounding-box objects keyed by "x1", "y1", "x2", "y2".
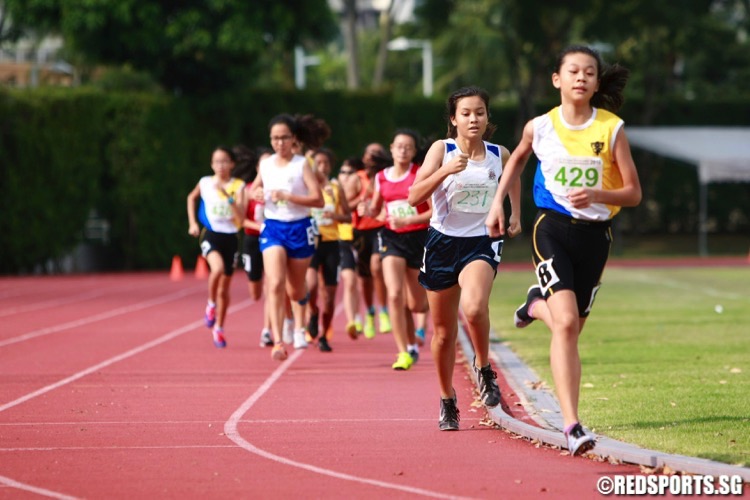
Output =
[
  {"x1": 488, "y1": 266, "x2": 750, "y2": 467},
  {"x1": 500, "y1": 233, "x2": 749, "y2": 262}
]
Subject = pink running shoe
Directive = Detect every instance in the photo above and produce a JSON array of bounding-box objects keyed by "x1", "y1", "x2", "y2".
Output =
[
  {"x1": 205, "y1": 303, "x2": 216, "y2": 328},
  {"x1": 212, "y1": 327, "x2": 226, "y2": 348}
]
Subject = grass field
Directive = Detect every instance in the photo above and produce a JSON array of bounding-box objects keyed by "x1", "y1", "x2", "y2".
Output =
[{"x1": 488, "y1": 265, "x2": 749, "y2": 467}]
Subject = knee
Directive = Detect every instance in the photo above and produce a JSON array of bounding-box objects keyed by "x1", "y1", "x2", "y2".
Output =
[
  {"x1": 387, "y1": 289, "x2": 405, "y2": 306},
  {"x1": 553, "y1": 313, "x2": 580, "y2": 337},
  {"x1": 249, "y1": 285, "x2": 263, "y2": 302},
  {"x1": 461, "y1": 301, "x2": 488, "y2": 325}
]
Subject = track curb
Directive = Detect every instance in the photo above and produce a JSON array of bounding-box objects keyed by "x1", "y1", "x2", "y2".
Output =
[{"x1": 456, "y1": 323, "x2": 750, "y2": 482}]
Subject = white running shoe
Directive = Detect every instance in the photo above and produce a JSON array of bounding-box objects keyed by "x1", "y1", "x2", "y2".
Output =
[
  {"x1": 565, "y1": 423, "x2": 596, "y2": 456},
  {"x1": 259, "y1": 329, "x2": 273, "y2": 347},
  {"x1": 282, "y1": 318, "x2": 294, "y2": 344},
  {"x1": 293, "y1": 328, "x2": 308, "y2": 349}
]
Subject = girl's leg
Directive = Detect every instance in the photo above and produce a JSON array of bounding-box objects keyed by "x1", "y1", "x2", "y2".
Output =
[
  {"x1": 371, "y1": 252, "x2": 391, "y2": 333},
  {"x1": 205, "y1": 251, "x2": 224, "y2": 305},
  {"x1": 404, "y1": 267, "x2": 427, "y2": 347},
  {"x1": 321, "y1": 283, "x2": 337, "y2": 338},
  {"x1": 456, "y1": 260, "x2": 495, "y2": 368},
  {"x1": 358, "y1": 274, "x2": 375, "y2": 336},
  {"x1": 305, "y1": 266, "x2": 319, "y2": 337},
  {"x1": 215, "y1": 274, "x2": 231, "y2": 329},
  {"x1": 340, "y1": 268, "x2": 360, "y2": 337},
  {"x1": 427, "y1": 287, "x2": 461, "y2": 399},
  {"x1": 204, "y1": 251, "x2": 224, "y2": 329},
  {"x1": 457, "y1": 260, "x2": 500, "y2": 406},
  {"x1": 262, "y1": 247, "x2": 288, "y2": 345},
  {"x1": 538, "y1": 290, "x2": 583, "y2": 428},
  {"x1": 286, "y1": 256, "x2": 313, "y2": 346},
  {"x1": 381, "y1": 255, "x2": 409, "y2": 354},
  {"x1": 247, "y1": 278, "x2": 263, "y2": 302}
]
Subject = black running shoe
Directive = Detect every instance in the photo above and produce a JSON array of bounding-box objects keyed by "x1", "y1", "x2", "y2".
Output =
[
  {"x1": 565, "y1": 423, "x2": 596, "y2": 456},
  {"x1": 408, "y1": 347, "x2": 419, "y2": 364},
  {"x1": 439, "y1": 395, "x2": 460, "y2": 431},
  {"x1": 307, "y1": 313, "x2": 319, "y2": 339},
  {"x1": 474, "y1": 358, "x2": 501, "y2": 407},
  {"x1": 514, "y1": 285, "x2": 543, "y2": 328},
  {"x1": 318, "y1": 336, "x2": 332, "y2": 352}
]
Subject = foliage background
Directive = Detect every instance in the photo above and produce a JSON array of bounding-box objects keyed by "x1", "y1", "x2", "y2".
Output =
[{"x1": 1, "y1": 0, "x2": 749, "y2": 273}]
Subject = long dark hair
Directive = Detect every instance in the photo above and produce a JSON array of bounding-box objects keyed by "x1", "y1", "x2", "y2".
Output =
[
  {"x1": 554, "y1": 45, "x2": 630, "y2": 112},
  {"x1": 231, "y1": 144, "x2": 258, "y2": 183},
  {"x1": 268, "y1": 113, "x2": 331, "y2": 150},
  {"x1": 445, "y1": 86, "x2": 496, "y2": 141}
]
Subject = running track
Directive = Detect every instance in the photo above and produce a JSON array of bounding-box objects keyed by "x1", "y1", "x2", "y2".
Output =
[{"x1": 0, "y1": 272, "x2": 649, "y2": 499}]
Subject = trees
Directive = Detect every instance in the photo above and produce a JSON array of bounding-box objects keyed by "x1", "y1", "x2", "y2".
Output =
[
  {"x1": 411, "y1": 0, "x2": 750, "y2": 125},
  {"x1": 2, "y1": 0, "x2": 338, "y2": 94}
]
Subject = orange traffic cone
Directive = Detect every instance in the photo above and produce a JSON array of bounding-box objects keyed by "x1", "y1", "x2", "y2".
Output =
[
  {"x1": 170, "y1": 255, "x2": 184, "y2": 281},
  {"x1": 195, "y1": 256, "x2": 209, "y2": 279}
]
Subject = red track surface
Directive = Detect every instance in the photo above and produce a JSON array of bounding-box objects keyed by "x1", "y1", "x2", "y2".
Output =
[{"x1": 0, "y1": 272, "x2": 646, "y2": 499}]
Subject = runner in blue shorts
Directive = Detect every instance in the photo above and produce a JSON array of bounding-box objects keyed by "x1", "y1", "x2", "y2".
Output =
[
  {"x1": 409, "y1": 86, "x2": 522, "y2": 430},
  {"x1": 248, "y1": 113, "x2": 330, "y2": 361}
]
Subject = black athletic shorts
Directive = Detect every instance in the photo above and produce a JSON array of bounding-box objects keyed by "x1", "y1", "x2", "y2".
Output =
[
  {"x1": 352, "y1": 227, "x2": 382, "y2": 278},
  {"x1": 309, "y1": 240, "x2": 341, "y2": 286},
  {"x1": 339, "y1": 240, "x2": 356, "y2": 271},
  {"x1": 530, "y1": 209, "x2": 612, "y2": 317},
  {"x1": 241, "y1": 234, "x2": 263, "y2": 282},
  {"x1": 378, "y1": 227, "x2": 427, "y2": 270},
  {"x1": 200, "y1": 229, "x2": 239, "y2": 277}
]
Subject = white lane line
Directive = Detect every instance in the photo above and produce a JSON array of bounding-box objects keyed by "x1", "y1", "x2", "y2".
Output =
[
  {"x1": 0, "y1": 417, "x2": 443, "y2": 426},
  {"x1": 0, "y1": 282, "x2": 148, "y2": 317},
  {"x1": 0, "y1": 474, "x2": 77, "y2": 500},
  {"x1": 0, "y1": 299, "x2": 253, "y2": 413},
  {"x1": 0, "y1": 445, "x2": 239, "y2": 452},
  {"x1": 0, "y1": 289, "x2": 105, "y2": 317},
  {"x1": 224, "y1": 353, "x2": 473, "y2": 500},
  {"x1": 621, "y1": 271, "x2": 743, "y2": 300},
  {"x1": 0, "y1": 287, "x2": 203, "y2": 348}
]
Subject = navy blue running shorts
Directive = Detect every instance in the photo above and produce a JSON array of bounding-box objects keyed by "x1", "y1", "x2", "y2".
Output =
[{"x1": 419, "y1": 228, "x2": 502, "y2": 291}]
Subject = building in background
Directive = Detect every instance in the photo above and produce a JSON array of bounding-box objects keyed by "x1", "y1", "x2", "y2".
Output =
[{"x1": 0, "y1": 35, "x2": 74, "y2": 87}]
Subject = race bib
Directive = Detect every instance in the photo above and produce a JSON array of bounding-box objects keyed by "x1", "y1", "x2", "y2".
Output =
[
  {"x1": 450, "y1": 182, "x2": 496, "y2": 213},
  {"x1": 386, "y1": 199, "x2": 417, "y2": 219},
  {"x1": 547, "y1": 156, "x2": 603, "y2": 195},
  {"x1": 311, "y1": 204, "x2": 334, "y2": 227}
]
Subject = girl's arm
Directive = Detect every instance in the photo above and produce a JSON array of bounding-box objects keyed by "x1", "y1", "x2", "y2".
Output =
[
  {"x1": 274, "y1": 163, "x2": 324, "y2": 208},
  {"x1": 363, "y1": 185, "x2": 383, "y2": 218},
  {"x1": 567, "y1": 127, "x2": 642, "y2": 209},
  {"x1": 334, "y1": 183, "x2": 353, "y2": 223},
  {"x1": 501, "y1": 146, "x2": 523, "y2": 238},
  {"x1": 390, "y1": 198, "x2": 433, "y2": 230},
  {"x1": 342, "y1": 171, "x2": 362, "y2": 206},
  {"x1": 486, "y1": 120, "x2": 535, "y2": 238},
  {"x1": 187, "y1": 182, "x2": 201, "y2": 237},
  {"x1": 408, "y1": 141, "x2": 468, "y2": 207},
  {"x1": 249, "y1": 173, "x2": 265, "y2": 202},
  {"x1": 229, "y1": 182, "x2": 246, "y2": 228}
]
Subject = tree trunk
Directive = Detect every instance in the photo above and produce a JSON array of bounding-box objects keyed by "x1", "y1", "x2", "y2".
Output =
[
  {"x1": 373, "y1": 0, "x2": 394, "y2": 89},
  {"x1": 342, "y1": 0, "x2": 360, "y2": 89}
]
